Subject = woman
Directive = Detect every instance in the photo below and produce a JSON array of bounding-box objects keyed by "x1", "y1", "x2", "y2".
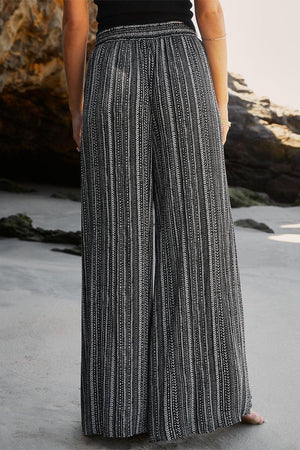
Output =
[{"x1": 62, "y1": 0, "x2": 265, "y2": 443}]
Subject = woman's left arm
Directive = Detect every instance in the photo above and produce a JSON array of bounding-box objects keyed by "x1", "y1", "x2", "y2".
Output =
[{"x1": 62, "y1": 0, "x2": 89, "y2": 148}]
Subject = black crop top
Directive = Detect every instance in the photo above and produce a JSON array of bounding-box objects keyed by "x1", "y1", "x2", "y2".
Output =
[{"x1": 93, "y1": 1, "x2": 196, "y2": 33}]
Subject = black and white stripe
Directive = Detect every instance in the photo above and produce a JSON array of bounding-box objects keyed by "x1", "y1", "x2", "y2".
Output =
[{"x1": 80, "y1": 20, "x2": 252, "y2": 443}]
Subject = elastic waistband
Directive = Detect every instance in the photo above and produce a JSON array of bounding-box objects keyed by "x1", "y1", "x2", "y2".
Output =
[{"x1": 95, "y1": 21, "x2": 197, "y2": 46}]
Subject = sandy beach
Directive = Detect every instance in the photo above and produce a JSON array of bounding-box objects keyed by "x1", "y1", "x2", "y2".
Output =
[{"x1": 0, "y1": 184, "x2": 299, "y2": 449}]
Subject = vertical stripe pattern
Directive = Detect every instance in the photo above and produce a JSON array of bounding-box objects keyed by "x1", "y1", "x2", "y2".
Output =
[{"x1": 80, "y1": 21, "x2": 252, "y2": 443}]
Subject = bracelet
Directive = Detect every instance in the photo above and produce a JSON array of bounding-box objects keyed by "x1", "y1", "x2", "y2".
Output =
[
  {"x1": 202, "y1": 33, "x2": 227, "y2": 41},
  {"x1": 221, "y1": 119, "x2": 231, "y2": 127}
]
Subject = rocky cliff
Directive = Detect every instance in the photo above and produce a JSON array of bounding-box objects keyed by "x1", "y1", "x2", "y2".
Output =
[
  {"x1": 227, "y1": 74, "x2": 300, "y2": 202},
  {"x1": 0, "y1": 0, "x2": 98, "y2": 186},
  {"x1": 1, "y1": 0, "x2": 300, "y2": 203}
]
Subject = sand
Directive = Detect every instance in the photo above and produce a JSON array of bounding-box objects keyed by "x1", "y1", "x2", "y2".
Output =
[{"x1": 0, "y1": 184, "x2": 299, "y2": 449}]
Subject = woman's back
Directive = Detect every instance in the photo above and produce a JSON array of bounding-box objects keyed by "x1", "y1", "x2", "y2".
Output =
[{"x1": 93, "y1": 0, "x2": 195, "y2": 32}]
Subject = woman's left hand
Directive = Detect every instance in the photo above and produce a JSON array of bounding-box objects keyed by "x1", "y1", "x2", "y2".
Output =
[
  {"x1": 217, "y1": 102, "x2": 230, "y2": 145},
  {"x1": 221, "y1": 123, "x2": 230, "y2": 145}
]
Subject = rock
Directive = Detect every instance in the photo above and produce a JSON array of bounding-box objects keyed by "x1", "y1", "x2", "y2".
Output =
[
  {"x1": 0, "y1": 213, "x2": 35, "y2": 238},
  {"x1": 226, "y1": 73, "x2": 300, "y2": 203},
  {"x1": 229, "y1": 186, "x2": 274, "y2": 208},
  {"x1": 0, "y1": 213, "x2": 81, "y2": 247},
  {"x1": 234, "y1": 218, "x2": 274, "y2": 233},
  {"x1": 0, "y1": 177, "x2": 37, "y2": 193},
  {"x1": 51, "y1": 191, "x2": 80, "y2": 201},
  {"x1": 51, "y1": 246, "x2": 81, "y2": 256},
  {"x1": 0, "y1": 0, "x2": 98, "y2": 187}
]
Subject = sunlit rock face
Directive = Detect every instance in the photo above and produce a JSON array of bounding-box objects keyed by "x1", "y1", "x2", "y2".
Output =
[
  {"x1": 0, "y1": 0, "x2": 98, "y2": 186},
  {"x1": 226, "y1": 73, "x2": 300, "y2": 203},
  {"x1": 1, "y1": 2, "x2": 299, "y2": 203}
]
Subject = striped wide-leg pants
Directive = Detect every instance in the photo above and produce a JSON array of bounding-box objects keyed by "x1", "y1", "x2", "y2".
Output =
[{"x1": 80, "y1": 20, "x2": 252, "y2": 443}]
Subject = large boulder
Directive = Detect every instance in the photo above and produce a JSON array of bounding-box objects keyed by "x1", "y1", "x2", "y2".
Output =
[
  {"x1": 227, "y1": 73, "x2": 300, "y2": 202},
  {"x1": 0, "y1": 0, "x2": 97, "y2": 186}
]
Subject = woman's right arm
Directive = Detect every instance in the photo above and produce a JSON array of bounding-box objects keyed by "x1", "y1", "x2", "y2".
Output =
[
  {"x1": 194, "y1": 0, "x2": 229, "y2": 143},
  {"x1": 62, "y1": 0, "x2": 89, "y2": 148}
]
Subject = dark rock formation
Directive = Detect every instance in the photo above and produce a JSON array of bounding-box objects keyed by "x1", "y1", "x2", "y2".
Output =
[
  {"x1": 227, "y1": 74, "x2": 300, "y2": 203},
  {"x1": 0, "y1": 213, "x2": 81, "y2": 255},
  {"x1": 51, "y1": 245, "x2": 81, "y2": 256},
  {"x1": 228, "y1": 186, "x2": 274, "y2": 208},
  {"x1": 51, "y1": 191, "x2": 80, "y2": 201},
  {"x1": 0, "y1": 0, "x2": 98, "y2": 187},
  {"x1": 0, "y1": 177, "x2": 37, "y2": 193},
  {"x1": 1, "y1": 1, "x2": 299, "y2": 203},
  {"x1": 234, "y1": 218, "x2": 274, "y2": 234}
]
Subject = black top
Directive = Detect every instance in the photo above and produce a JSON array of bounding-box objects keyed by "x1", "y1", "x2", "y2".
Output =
[{"x1": 94, "y1": 1, "x2": 195, "y2": 33}]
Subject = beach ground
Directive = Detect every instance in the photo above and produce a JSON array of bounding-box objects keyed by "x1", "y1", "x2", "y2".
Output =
[{"x1": 0, "y1": 184, "x2": 299, "y2": 450}]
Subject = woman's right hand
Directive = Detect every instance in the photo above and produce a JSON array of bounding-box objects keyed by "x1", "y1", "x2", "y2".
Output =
[{"x1": 72, "y1": 110, "x2": 83, "y2": 151}]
